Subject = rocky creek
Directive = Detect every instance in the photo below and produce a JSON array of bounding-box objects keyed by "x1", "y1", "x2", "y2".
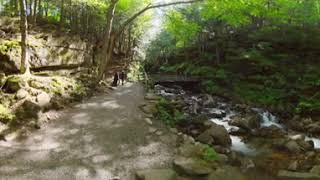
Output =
[{"x1": 153, "y1": 84, "x2": 320, "y2": 179}]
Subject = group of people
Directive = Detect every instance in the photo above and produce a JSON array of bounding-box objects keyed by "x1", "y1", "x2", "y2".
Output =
[{"x1": 111, "y1": 71, "x2": 127, "y2": 87}]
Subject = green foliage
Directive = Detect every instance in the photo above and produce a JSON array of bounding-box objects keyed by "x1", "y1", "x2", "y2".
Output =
[
  {"x1": 0, "y1": 40, "x2": 20, "y2": 54},
  {"x1": 234, "y1": 82, "x2": 285, "y2": 106},
  {"x1": 0, "y1": 104, "x2": 16, "y2": 123},
  {"x1": 296, "y1": 93, "x2": 320, "y2": 114},
  {"x1": 201, "y1": 145, "x2": 219, "y2": 162},
  {"x1": 165, "y1": 10, "x2": 200, "y2": 47},
  {"x1": 155, "y1": 98, "x2": 185, "y2": 127}
]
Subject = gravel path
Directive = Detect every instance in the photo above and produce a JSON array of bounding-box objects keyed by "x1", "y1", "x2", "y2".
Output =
[{"x1": 0, "y1": 83, "x2": 176, "y2": 180}]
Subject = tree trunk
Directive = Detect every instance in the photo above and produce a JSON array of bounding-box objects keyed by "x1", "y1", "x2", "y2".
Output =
[
  {"x1": 60, "y1": 0, "x2": 65, "y2": 28},
  {"x1": 19, "y1": 0, "x2": 30, "y2": 74},
  {"x1": 37, "y1": 0, "x2": 42, "y2": 18},
  {"x1": 32, "y1": 0, "x2": 37, "y2": 23},
  {"x1": 97, "y1": 0, "x2": 118, "y2": 79}
]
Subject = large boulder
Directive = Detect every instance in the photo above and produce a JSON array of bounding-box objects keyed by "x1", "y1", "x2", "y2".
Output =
[
  {"x1": 135, "y1": 169, "x2": 177, "y2": 180},
  {"x1": 229, "y1": 114, "x2": 261, "y2": 131},
  {"x1": 196, "y1": 123, "x2": 231, "y2": 147},
  {"x1": 285, "y1": 140, "x2": 302, "y2": 154},
  {"x1": 16, "y1": 89, "x2": 29, "y2": 100},
  {"x1": 15, "y1": 100, "x2": 41, "y2": 119},
  {"x1": 310, "y1": 165, "x2": 320, "y2": 175},
  {"x1": 173, "y1": 156, "x2": 214, "y2": 176},
  {"x1": 306, "y1": 123, "x2": 320, "y2": 135},
  {"x1": 251, "y1": 125, "x2": 285, "y2": 138},
  {"x1": 277, "y1": 170, "x2": 320, "y2": 179},
  {"x1": 208, "y1": 166, "x2": 249, "y2": 180},
  {"x1": 204, "y1": 108, "x2": 226, "y2": 119},
  {"x1": 36, "y1": 92, "x2": 51, "y2": 108},
  {"x1": 3, "y1": 76, "x2": 23, "y2": 93}
]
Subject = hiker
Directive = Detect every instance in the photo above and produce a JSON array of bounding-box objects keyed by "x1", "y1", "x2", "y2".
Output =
[
  {"x1": 119, "y1": 70, "x2": 127, "y2": 85},
  {"x1": 111, "y1": 71, "x2": 119, "y2": 87}
]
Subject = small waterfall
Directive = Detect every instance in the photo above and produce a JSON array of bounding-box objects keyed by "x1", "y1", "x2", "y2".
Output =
[
  {"x1": 254, "y1": 108, "x2": 320, "y2": 149},
  {"x1": 210, "y1": 112, "x2": 256, "y2": 155}
]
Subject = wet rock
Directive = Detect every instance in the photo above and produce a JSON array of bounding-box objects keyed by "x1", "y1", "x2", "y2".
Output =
[
  {"x1": 16, "y1": 89, "x2": 29, "y2": 99},
  {"x1": 277, "y1": 170, "x2": 320, "y2": 179},
  {"x1": 252, "y1": 125, "x2": 285, "y2": 138},
  {"x1": 240, "y1": 158, "x2": 255, "y2": 172},
  {"x1": 229, "y1": 114, "x2": 261, "y2": 131},
  {"x1": 302, "y1": 118, "x2": 313, "y2": 126},
  {"x1": 135, "y1": 169, "x2": 177, "y2": 180},
  {"x1": 288, "y1": 160, "x2": 299, "y2": 171},
  {"x1": 307, "y1": 123, "x2": 320, "y2": 135},
  {"x1": 217, "y1": 153, "x2": 229, "y2": 163},
  {"x1": 285, "y1": 140, "x2": 302, "y2": 153},
  {"x1": 297, "y1": 139, "x2": 314, "y2": 151},
  {"x1": 203, "y1": 94, "x2": 215, "y2": 107},
  {"x1": 290, "y1": 134, "x2": 306, "y2": 141},
  {"x1": 207, "y1": 166, "x2": 249, "y2": 180},
  {"x1": 286, "y1": 119, "x2": 305, "y2": 131},
  {"x1": 310, "y1": 165, "x2": 320, "y2": 175},
  {"x1": 192, "y1": 114, "x2": 209, "y2": 125},
  {"x1": 196, "y1": 123, "x2": 231, "y2": 147},
  {"x1": 205, "y1": 108, "x2": 226, "y2": 119},
  {"x1": 213, "y1": 145, "x2": 230, "y2": 154},
  {"x1": 16, "y1": 100, "x2": 41, "y2": 119},
  {"x1": 173, "y1": 156, "x2": 214, "y2": 176}
]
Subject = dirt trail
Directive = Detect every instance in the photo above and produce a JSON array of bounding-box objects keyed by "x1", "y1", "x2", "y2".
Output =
[{"x1": 0, "y1": 83, "x2": 176, "y2": 180}]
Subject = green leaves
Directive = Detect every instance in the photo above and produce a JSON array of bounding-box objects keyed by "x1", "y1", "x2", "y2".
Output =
[{"x1": 165, "y1": 10, "x2": 200, "y2": 47}]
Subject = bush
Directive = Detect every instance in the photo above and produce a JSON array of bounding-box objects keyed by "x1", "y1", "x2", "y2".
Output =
[
  {"x1": 0, "y1": 104, "x2": 15, "y2": 123},
  {"x1": 201, "y1": 145, "x2": 219, "y2": 162},
  {"x1": 155, "y1": 98, "x2": 185, "y2": 127}
]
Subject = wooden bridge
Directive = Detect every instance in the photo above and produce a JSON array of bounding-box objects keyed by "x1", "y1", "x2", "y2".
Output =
[{"x1": 149, "y1": 74, "x2": 202, "y2": 90}]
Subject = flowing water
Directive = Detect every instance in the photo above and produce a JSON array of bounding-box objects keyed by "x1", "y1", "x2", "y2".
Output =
[{"x1": 155, "y1": 84, "x2": 320, "y2": 154}]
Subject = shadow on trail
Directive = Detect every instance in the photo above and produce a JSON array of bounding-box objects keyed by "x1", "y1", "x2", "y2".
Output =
[{"x1": 0, "y1": 83, "x2": 175, "y2": 180}]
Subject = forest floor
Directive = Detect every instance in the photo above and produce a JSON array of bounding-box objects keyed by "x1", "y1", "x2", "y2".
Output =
[{"x1": 0, "y1": 82, "x2": 177, "y2": 180}]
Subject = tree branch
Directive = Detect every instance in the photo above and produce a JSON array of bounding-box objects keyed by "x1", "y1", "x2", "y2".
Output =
[{"x1": 117, "y1": 0, "x2": 203, "y2": 36}]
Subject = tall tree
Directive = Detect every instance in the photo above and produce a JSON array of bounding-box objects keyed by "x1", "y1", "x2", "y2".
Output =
[{"x1": 19, "y1": 0, "x2": 30, "y2": 74}]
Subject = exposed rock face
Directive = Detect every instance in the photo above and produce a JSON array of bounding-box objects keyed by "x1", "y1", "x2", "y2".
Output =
[
  {"x1": 135, "y1": 169, "x2": 177, "y2": 180},
  {"x1": 0, "y1": 30, "x2": 92, "y2": 74},
  {"x1": 173, "y1": 156, "x2": 213, "y2": 176},
  {"x1": 196, "y1": 123, "x2": 231, "y2": 147}
]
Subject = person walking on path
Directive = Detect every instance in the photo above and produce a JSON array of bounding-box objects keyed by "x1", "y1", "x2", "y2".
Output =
[
  {"x1": 119, "y1": 71, "x2": 126, "y2": 85},
  {"x1": 111, "y1": 71, "x2": 119, "y2": 87}
]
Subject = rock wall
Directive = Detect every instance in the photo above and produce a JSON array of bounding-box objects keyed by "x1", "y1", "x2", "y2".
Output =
[{"x1": 0, "y1": 17, "x2": 92, "y2": 74}]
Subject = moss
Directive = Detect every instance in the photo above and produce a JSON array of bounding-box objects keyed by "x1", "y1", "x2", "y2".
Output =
[
  {"x1": 0, "y1": 104, "x2": 15, "y2": 123},
  {"x1": 201, "y1": 145, "x2": 219, "y2": 162},
  {"x1": 0, "y1": 40, "x2": 20, "y2": 54},
  {"x1": 155, "y1": 98, "x2": 185, "y2": 127}
]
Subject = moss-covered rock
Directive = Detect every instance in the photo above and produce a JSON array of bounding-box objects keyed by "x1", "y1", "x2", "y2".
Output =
[
  {"x1": 3, "y1": 76, "x2": 23, "y2": 93},
  {"x1": 0, "y1": 104, "x2": 15, "y2": 123},
  {"x1": 15, "y1": 100, "x2": 41, "y2": 120}
]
